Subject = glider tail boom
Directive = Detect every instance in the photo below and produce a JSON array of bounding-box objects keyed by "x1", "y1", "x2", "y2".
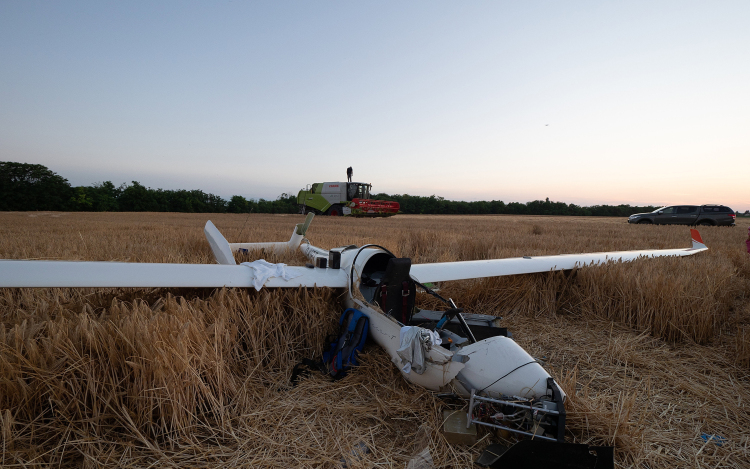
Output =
[{"x1": 228, "y1": 213, "x2": 315, "y2": 255}]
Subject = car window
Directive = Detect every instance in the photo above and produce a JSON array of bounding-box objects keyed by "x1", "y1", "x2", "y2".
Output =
[
  {"x1": 659, "y1": 207, "x2": 676, "y2": 214},
  {"x1": 702, "y1": 206, "x2": 719, "y2": 212},
  {"x1": 676, "y1": 206, "x2": 698, "y2": 214}
]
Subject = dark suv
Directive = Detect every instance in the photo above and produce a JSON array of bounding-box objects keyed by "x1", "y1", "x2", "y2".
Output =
[{"x1": 628, "y1": 205, "x2": 736, "y2": 226}]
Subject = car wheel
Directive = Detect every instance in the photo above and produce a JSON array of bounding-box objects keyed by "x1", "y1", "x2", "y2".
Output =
[
  {"x1": 697, "y1": 220, "x2": 713, "y2": 226},
  {"x1": 637, "y1": 219, "x2": 652, "y2": 224}
]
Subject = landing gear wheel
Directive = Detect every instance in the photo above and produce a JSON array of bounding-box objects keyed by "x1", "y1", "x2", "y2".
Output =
[{"x1": 327, "y1": 204, "x2": 343, "y2": 216}]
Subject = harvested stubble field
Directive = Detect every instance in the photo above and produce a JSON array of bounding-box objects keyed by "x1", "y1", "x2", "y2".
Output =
[{"x1": 1, "y1": 212, "x2": 749, "y2": 468}]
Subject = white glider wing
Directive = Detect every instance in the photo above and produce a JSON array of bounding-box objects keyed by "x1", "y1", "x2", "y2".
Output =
[
  {"x1": 0, "y1": 261, "x2": 349, "y2": 288},
  {"x1": 0, "y1": 220, "x2": 707, "y2": 289},
  {"x1": 410, "y1": 229, "x2": 708, "y2": 284},
  {"x1": 0, "y1": 218, "x2": 348, "y2": 289}
]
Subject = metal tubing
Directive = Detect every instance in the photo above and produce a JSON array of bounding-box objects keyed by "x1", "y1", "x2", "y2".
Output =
[
  {"x1": 456, "y1": 312, "x2": 477, "y2": 343},
  {"x1": 450, "y1": 298, "x2": 477, "y2": 344},
  {"x1": 470, "y1": 394, "x2": 560, "y2": 416},
  {"x1": 467, "y1": 389, "x2": 476, "y2": 429},
  {"x1": 466, "y1": 418, "x2": 557, "y2": 442}
]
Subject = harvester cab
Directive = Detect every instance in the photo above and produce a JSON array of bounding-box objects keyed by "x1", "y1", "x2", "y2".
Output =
[
  {"x1": 347, "y1": 182, "x2": 370, "y2": 200},
  {"x1": 297, "y1": 181, "x2": 399, "y2": 217}
]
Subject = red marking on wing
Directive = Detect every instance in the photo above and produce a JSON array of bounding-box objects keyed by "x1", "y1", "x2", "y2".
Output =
[{"x1": 690, "y1": 229, "x2": 704, "y2": 245}]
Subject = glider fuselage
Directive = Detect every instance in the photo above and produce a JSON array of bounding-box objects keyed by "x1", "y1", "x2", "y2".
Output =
[{"x1": 301, "y1": 243, "x2": 554, "y2": 400}]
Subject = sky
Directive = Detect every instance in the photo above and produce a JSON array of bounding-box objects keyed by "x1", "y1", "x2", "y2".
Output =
[{"x1": 1, "y1": 1, "x2": 748, "y2": 211}]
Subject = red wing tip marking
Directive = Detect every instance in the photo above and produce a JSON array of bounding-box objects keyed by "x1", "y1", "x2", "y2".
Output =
[{"x1": 690, "y1": 229, "x2": 704, "y2": 245}]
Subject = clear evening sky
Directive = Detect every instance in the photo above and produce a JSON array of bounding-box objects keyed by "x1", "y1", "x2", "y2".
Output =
[{"x1": 1, "y1": 1, "x2": 748, "y2": 210}]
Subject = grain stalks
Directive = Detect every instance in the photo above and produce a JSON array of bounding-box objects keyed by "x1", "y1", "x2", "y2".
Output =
[{"x1": 1, "y1": 212, "x2": 749, "y2": 468}]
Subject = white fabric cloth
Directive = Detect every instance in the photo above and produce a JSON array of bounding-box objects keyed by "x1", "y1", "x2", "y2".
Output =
[
  {"x1": 426, "y1": 329, "x2": 441, "y2": 348},
  {"x1": 397, "y1": 326, "x2": 441, "y2": 375},
  {"x1": 240, "y1": 260, "x2": 301, "y2": 291}
]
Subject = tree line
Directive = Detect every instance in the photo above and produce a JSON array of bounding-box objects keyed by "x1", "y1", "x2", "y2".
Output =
[
  {"x1": 0, "y1": 162, "x2": 297, "y2": 213},
  {"x1": 1, "y1": 161, "x2": 661, "y2": 216},
  {"x1": 372, "y1": 193, "x2": 659, "y2": 217}
]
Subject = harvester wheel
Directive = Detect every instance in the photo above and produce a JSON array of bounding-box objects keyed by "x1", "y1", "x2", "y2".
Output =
[{"x1": 327, "y1": 205, "x2": 343, "y2": 216}]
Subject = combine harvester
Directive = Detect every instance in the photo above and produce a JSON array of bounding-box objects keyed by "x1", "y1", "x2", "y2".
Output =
[{"x1": 297, "y1": 181, "x2": 399, "y2": 217}]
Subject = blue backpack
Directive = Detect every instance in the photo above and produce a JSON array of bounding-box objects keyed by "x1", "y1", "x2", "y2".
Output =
[{"x1": 322, "y1": 308, "x2": 369, "y2": 380}]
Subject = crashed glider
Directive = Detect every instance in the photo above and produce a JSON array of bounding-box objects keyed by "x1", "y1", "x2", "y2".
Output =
[{"x1": 0, "y1": 215, "x2": 707, "y2": 442}]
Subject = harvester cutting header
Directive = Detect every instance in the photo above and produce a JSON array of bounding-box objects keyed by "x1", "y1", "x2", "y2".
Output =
[{"x1": 297, "y1": 181, "x2": 399, "y2": 217}]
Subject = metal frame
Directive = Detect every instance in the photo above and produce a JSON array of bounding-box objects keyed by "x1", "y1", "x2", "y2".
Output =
[{"x1": 467, "y1": 378, "x2": 566, "y2": 443}]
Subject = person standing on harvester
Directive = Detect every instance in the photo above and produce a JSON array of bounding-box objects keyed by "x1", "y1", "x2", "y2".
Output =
[{"x1": 347, "y1": 166, "x2": 353, "y2": 182}]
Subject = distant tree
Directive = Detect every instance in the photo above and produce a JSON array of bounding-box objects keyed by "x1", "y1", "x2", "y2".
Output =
[
  {"x1": 85, "y1": 181, "x2": 121, "y2": 211},
  {"x1": 228, "y1": 195, "x2": 250, "y2": 213},
  {"x1": 505, "y1": 202, "x2": 526, "y2": 215},
  {"x1": 0, "y1": 162, "x2": 74, "y2": 211},
  {"x1": 253, "y1": 193, "x2": 298, "y2": 214},
  {"x1": 69, "y1": 187, "x2": 93, "y2": 210},
  {"x1": 567, "y1": 203, "x2": 584, "y2": 216},
  {"x1": 205, "y1": 192, "x2": 228, "y2": 213},
  {"x1": 118, "y1": 181, "x2": 161, "y2": 212},
  {"x1": 489, "y1": 200, "x2": 506, "y2": 214}
]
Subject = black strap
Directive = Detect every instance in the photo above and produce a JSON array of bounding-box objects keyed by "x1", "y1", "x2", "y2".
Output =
[
  {"x1": 290, "y1": 358, "x2": 323, "y2": 386},
  {"x1": 380, "y1": 284, "x2": 388, "y2": 312},
  {"x1": 401, "y1": 280, "x2": 410, "y2": 324}
]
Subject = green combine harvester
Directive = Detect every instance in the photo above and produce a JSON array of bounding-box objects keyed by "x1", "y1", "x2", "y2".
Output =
[{"x1": 297, "y1": 182, "x2": 399, "y2": 217}]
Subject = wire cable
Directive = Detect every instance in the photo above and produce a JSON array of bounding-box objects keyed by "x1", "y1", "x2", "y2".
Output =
[
  {"x1": 478, "y1": 360, "x2": 540, "y2": 393},
  {"x1": 235, "y1": 208, "x2": 254, "y2": 241},
  {"x1": 348, "y1": 244, "x2": 396, "y2": 296}
]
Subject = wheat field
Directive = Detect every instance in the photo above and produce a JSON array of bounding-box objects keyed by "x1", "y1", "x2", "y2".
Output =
[{"x1": 1, "y1": 212, "x2": 749, "y2": 468}]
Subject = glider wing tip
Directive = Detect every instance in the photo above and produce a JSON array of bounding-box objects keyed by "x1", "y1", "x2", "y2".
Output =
[{"x1": 689, "y1": 228, "x2": 707, "y2": 250}]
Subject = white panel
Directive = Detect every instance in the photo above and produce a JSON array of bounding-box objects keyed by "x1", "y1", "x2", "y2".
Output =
[{"x1": 321, "y1": 182, "x2": 344, "y2": 194}]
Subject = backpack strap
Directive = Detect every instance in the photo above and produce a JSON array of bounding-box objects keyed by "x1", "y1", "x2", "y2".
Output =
[
  {"x1": 328, "y1": 309, "x2": 356, "y2": 378},
  {"x1": 292, "y1": 308, "x2": 369, "y2": 384},
  {"x1": 290, "y1": 358, "x2": 324, "y2": 386},
  {"x1": 340, "y1": 314, "x2": 368, "y2": 368}
]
